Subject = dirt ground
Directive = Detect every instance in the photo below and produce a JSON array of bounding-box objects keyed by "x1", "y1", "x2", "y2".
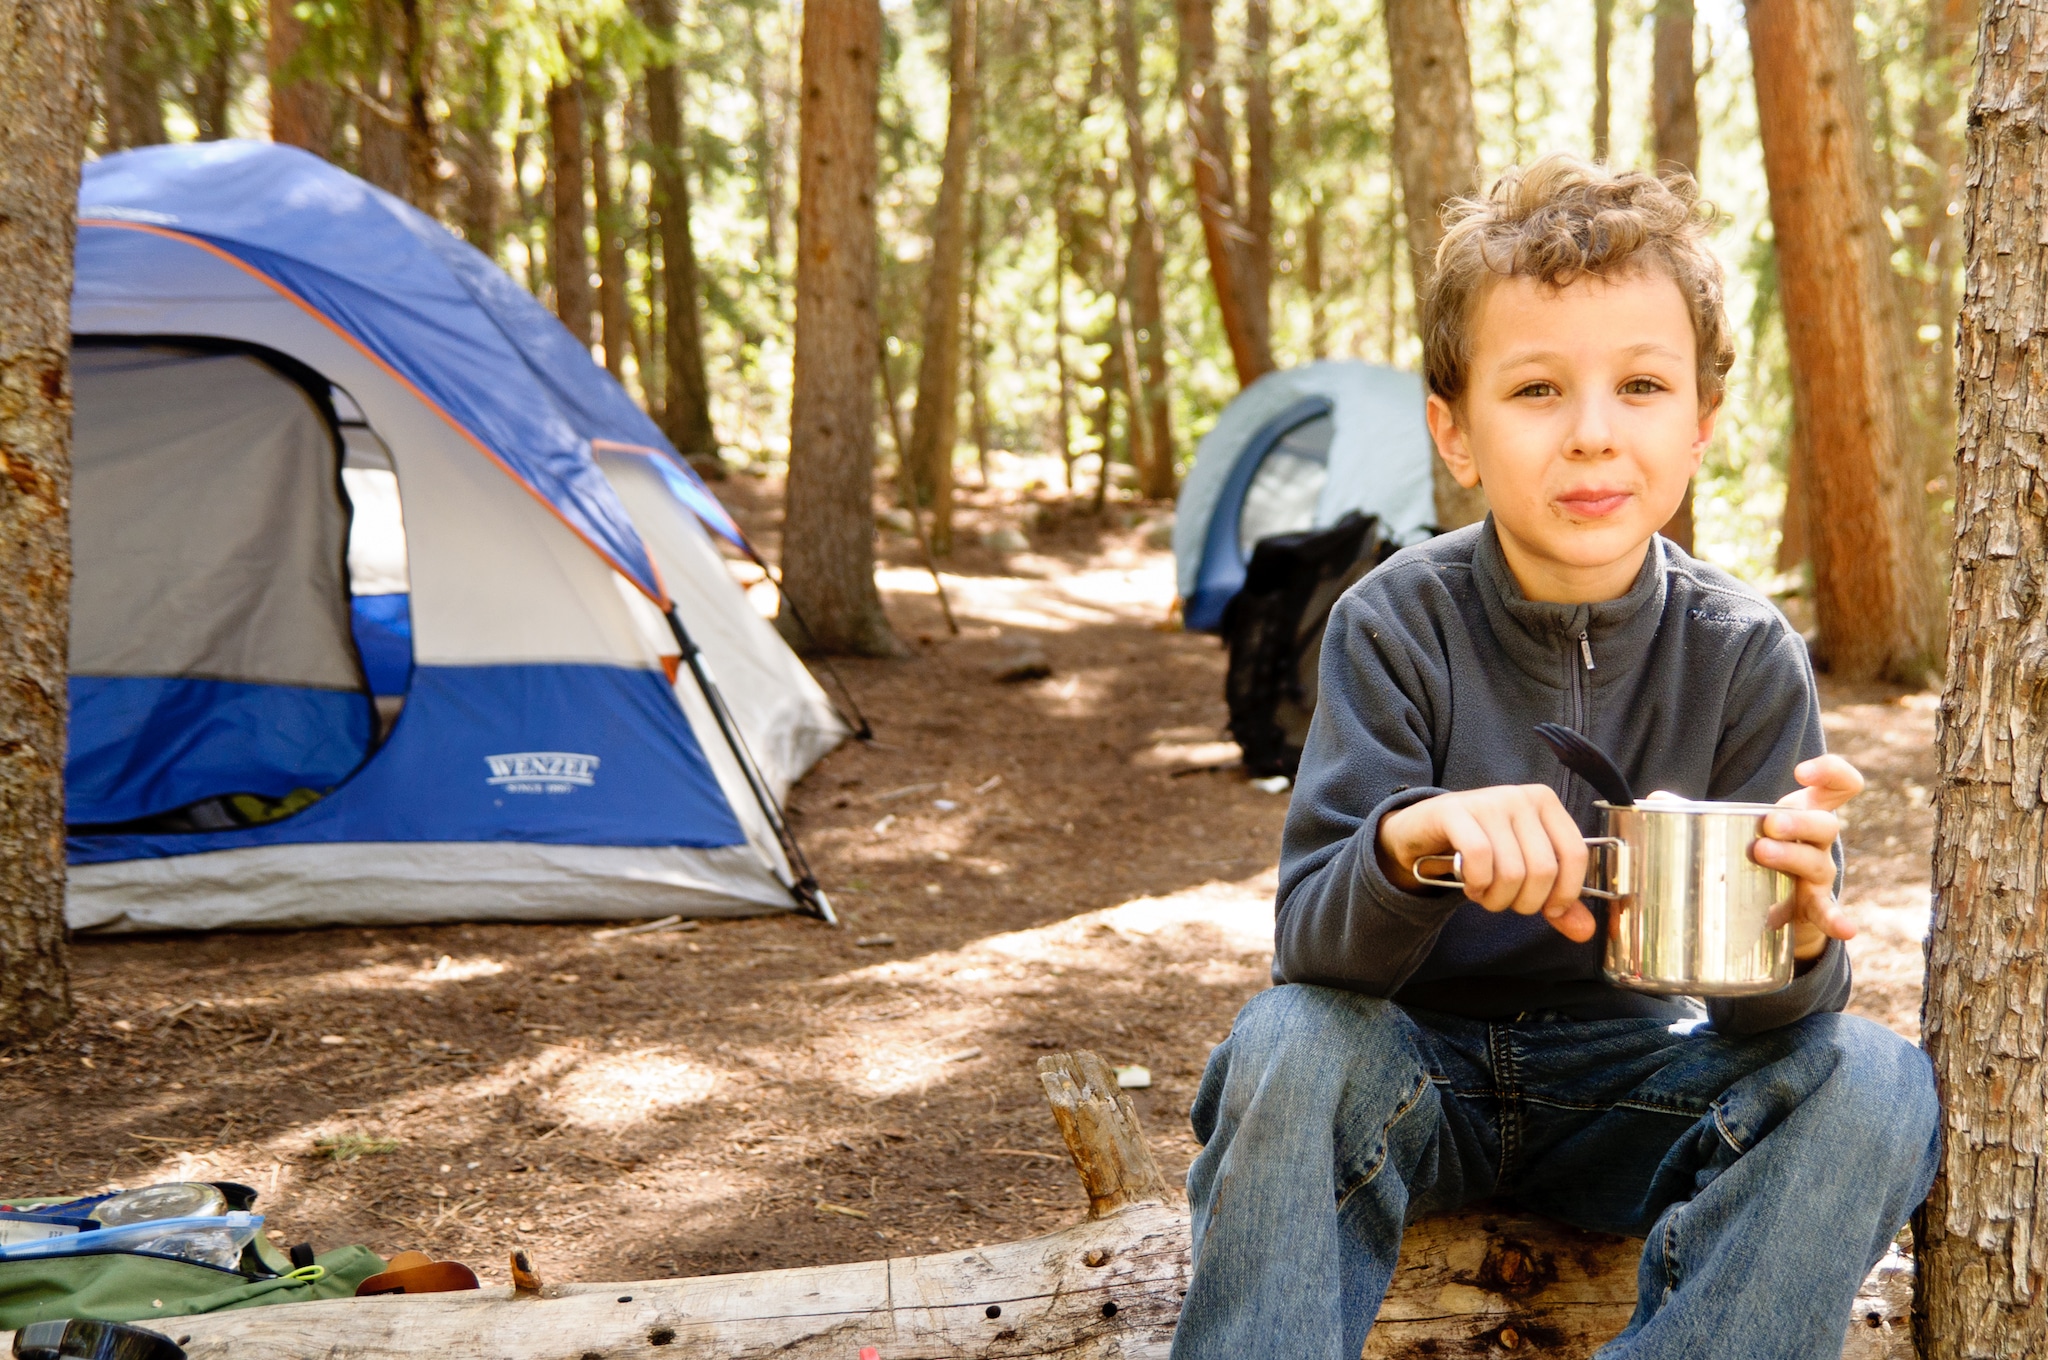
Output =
[{"x1": 0, "y1": 468, "x2": 1938, "y2": 1287}]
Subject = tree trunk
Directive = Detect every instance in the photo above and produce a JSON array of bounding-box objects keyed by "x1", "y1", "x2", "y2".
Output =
[
  {"x1": 1917, "y1": 2, "x2": 2048, "y2": 1350},
  {"x1": 967, "y1": 149, "x2": 991, "y2": 488},
  {"x1": 1651, "y1": 0, "x2": 1700, "y2": 173},
  {"x1": 1746, "y1": 0, "x2": 1943, "y2": 682},
  {"x1": 1385, "y1": 0, "x2": 1487, "y2": 529},
  {"x1": 266, "y1": 0, "x2": 330, "y2": 154},
  {"x1": 101, "y1": 0, "x2": 166, "y2": 149},
  {"x1": 780, "y1": 0, "x2": 896, "y2": 657},
  {"x1": 1175, "y1": 0, "x2": 1274, "y2": 388},
  {"x1": 547, "y1": 74, "x2": 594, "y2": 350},
  {"x1": 0, "y1": 0, "x2": 88, "y2": 1042},
  {"x1": 1054, "y1": 227, "x2": 1075, "y2": 492},
  {"x1": 1592, "y1": 0, "x2": 1613, "y2": 161},
  {"x1": 1116, "y1": 0, "x2": 1174, "y2": 498},
  {"x1": 637, "y1": 0, "x2": 719, "y2": 468},
  {"x1": 1901, "y1": 0, "x2": 1977, "y2": 497},
  {"x1": 190, "y1": 0, "x2": 235, "y2": 141},
  {"x1": 396, "y1": 0, "x2": 438, "y2": 213},
  {"x1": 1243, "y1": 0, "x2": 1274, "y2": 351},
  {"x1": 906, "y1": 0, "x2": 979, "y2": 555},
  {"x1": 589, "y1": 87, "x2": 631, "y2": 382},
  {"x1": 357, "y1": 56, "x2": 411, "y2": 198},
  {"x1": 1652, "y1": 0, "x2": 1698, "y2": 552}
]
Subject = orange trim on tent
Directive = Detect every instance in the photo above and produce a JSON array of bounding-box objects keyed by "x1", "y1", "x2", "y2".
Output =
[{"x1": 77, "y1": 218, "x2": 673, "y2": 610}]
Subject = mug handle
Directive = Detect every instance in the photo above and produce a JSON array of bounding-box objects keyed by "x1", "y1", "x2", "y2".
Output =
[{"x1": 1413, "y1": 837, "x2": 1629, "y2": 901}]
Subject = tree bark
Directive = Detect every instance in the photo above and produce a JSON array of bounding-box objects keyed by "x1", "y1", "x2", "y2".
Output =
[
  {"x1": 906, "y1": 0, "x2": 979, "y2": 555},
  {"x1": 1115, "y1": 0, "x2": 1174, "y2": 498},
  {"x1": 588, "y1": 87, "x2": 631, "y2": 382},
  {"x1": 101, "y1": 0, "x2": 166, "y2": 149},
  {"x1": 1901, "y1": 0, "x2": 1977, "y2": 497},
  {"x1": 1243, "y1": 0, "x2": 1274, "y2": 351},
  {"x1": 1917, "y1": 2, "x2": 2048, "y2": 1351},
  {"x1": 1746, "y1": 0, "x2": 1943, "y2": 682},
  {"x1": 396, "y1": 0, "x2": 438, "y2": 213},
  {"x1": 1651, "y1": 0, "x2": 1700, "y2": 174},
  {"x1": 780, "y1": 0, "x2": 896, "y2": 657},
  {"x1": 0, "y1": 0, "x2": 88, "y2": 1042},
  {"x1": 1175, "y1": 0, "x2": 1274, "y2": 389},
  {"x1": 547, "y1": 73, "x2": 595, "y2": 350},
  {"x1": 356, "y1": 53, "x2": 411, "y2": 198},
  {"x1": 189, "y1": 0, "x2": 236, "y2": 141},
  {"x1": 1651, "y1": 0, "x2": 1698, "y2": 552},
  {"x1": 636, "y1": 0, "x2": 719, "y2": 468},
  {"x1": 1385, "y1": 0, "x2": 1487, "y2": 529},
  {"x1": 267, "y1": 0, "x2": 331, "y2": 155},
  {"x1": 1592, "y1": 0, "x2": 1613, "y2": 161}
]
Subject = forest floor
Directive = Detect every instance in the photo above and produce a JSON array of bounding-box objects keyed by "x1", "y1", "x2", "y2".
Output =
[{"x1": 0, "y1": 462, "x2": 1938, "y2": 1287}]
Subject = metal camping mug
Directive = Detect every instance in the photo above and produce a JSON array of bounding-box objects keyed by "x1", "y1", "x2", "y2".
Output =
[{"x1": 1412, "y1": 799, "x2": 1797, "y2": 996}]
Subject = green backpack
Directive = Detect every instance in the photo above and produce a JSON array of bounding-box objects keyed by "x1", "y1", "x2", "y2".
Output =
[{"x1": 0, "y1": 1185, "x2": 384, "y2": 1333}]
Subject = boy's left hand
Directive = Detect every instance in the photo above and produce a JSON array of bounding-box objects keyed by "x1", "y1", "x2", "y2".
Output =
[{"x1": 1752, "y1": 754, "x2": 1863, "y2": 961}]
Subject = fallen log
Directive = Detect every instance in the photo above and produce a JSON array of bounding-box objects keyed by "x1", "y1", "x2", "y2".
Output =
[{"x1": 0, "y1": 1050, "x2": 1917, "y2": 1359}]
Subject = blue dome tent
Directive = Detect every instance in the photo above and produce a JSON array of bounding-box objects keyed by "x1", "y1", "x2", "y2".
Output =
[
  {"x1": 66, "y1": 141, "x2": 844, "y2": 932},
  {"x1": 1171, "y1": 361, "x2": 1438, "y2": 631}
]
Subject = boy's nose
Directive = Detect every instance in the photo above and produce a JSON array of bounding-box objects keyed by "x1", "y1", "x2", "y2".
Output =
[{"x1": 1565, "y1": 396, "x2": 1618, "y2": 458}]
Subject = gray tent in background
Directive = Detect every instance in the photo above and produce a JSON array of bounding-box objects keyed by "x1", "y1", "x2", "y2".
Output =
[
  {"x1": 1173, "y1": 361, "x2": 1437, "y2": 632},
  {"x1": 1171, "y1": 361, "x2": 1438, "y2": 775}
]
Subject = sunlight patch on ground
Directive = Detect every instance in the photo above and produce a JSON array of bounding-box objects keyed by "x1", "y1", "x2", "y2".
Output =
[
  {"x1": 545, "y1": 1052, "x2": 724, "y2": 1130},
  {"x1": 285, "y1": 952, "x2": 511, "y2": 995},
  {"x1": 806, "y1": 875, "x2": 1276, "y2": 1100}
]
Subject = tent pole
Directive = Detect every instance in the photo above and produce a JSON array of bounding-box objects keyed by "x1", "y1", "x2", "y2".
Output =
[
  {"x1": 735, "y1": 545, "x2": 875, "y2": 741},
  {"x1": 662, "y1": 606, "x2": 837, "y2": 925}
]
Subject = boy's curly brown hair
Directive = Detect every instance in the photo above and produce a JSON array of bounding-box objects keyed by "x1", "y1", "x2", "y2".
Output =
[{"x1": 1420, "y1": 154, "x2": 1735, "y2": 411}]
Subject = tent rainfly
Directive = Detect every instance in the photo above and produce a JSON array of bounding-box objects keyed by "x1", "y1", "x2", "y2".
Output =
[
  {"x1": 65, "y1": 141, "x2": 846, "y2": 932},
  {"x1": 1171, "y1": 361, "x2": 1439, "y2": 631}
]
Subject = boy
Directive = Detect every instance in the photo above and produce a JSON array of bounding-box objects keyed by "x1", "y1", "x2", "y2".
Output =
[{"x1": 1171, "y1": 157, "x2": 1939, "y2": 1359}]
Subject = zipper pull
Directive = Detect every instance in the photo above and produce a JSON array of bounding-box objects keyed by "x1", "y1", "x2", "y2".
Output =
[{"x1": 1579, "y1": 631, "x2": 1596, "y2": 671}]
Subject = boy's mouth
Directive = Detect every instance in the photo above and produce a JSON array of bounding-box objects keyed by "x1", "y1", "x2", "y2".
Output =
[{"x1": 1556, "y1": 488, "x2": 1632, "y2": 519}]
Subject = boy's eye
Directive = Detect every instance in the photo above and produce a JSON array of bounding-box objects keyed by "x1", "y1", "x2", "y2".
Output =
[
  {"x1": 1512, "y1": 381, "x2": 1559, "y2": 398},
  {"x1": 1619, "y1": 377, "x2": 1668, "y2": 396}
]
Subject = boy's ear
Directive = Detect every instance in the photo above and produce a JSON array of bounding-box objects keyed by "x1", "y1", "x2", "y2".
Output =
[
  {"x1": 1425, "y1": 393, "x2": 1482, "y2": 490},
  {"x1": 1691, "y1": 393, "x2": 1723, "y2": 473}
]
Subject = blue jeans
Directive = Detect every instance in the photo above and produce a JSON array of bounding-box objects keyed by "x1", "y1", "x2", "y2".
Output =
[{"x1": 1172, "y1": 985, "x2": 1939, "y2": 1360}]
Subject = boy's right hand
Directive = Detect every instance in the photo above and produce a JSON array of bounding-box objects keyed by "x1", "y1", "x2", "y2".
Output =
[{"x1": 1377, "y1": 786, "x2": 1598, "y2": 943}]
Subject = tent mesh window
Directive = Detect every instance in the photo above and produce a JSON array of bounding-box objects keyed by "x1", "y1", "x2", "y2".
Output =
[
  {"x1": 66, "y1": 340, "x2": 380, "y2": 833},
  {"x1": 1220, "y1": 512, "x2": 1395, "y2": 778}
]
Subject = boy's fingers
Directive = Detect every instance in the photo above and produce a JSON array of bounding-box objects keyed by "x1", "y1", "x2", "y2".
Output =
[
  {"x1": 1546, "y1": 900, "x2": 1598, "y2": 943},
  {"x1": 1796, "y1": 884, "x2": 1859, "y2": 941},
  {"x1": 1506, "y1": 807, "x2": 1559, "y2": 917},
  {"x1": 1752, "y1": 836, "x2": 1836, "y2": 887},
  {"x1": 1761, "y1": 808, "x2": 1839, "y2": 847},
  {"x1": 1433, "y1": 802, "x2": 1493, "y2": 893},
  {"x1": 1788, "y1": 755, "x2": 1864, "y2": 811},
  {"x1": 1475, "y1": 821, "x2": 1528, "y2": 911},
  {"x1": 1533, "y1": 794, "x2": 1590, "y2": 915}
]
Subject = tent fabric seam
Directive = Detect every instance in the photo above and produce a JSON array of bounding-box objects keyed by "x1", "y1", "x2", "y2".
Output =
[{"x1": 76, "y1": 218, "x2": 672, "y2": 610}]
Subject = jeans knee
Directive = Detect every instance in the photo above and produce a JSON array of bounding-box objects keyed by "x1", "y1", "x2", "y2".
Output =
[
  {"x1": 1197, "y1": 986, "x2": 1420, "y2": 1130},
  {"x1": 1795, "y1": 1013, "x2": 1939, "y2": 1163}
]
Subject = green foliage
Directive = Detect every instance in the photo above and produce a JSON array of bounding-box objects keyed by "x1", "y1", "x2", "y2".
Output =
[{"x1": 86, "y1": 0, "x2": 1971, "y2": 579}]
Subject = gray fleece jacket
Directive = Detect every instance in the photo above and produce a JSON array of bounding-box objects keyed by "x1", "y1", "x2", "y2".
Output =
[{"x1": 1275, "y1": 518, "x2": 1850, "y2": 1035}]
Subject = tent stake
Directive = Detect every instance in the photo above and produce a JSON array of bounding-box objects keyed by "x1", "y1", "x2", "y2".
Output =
[{"x1": 663, "y1": 607, "x2": 836, "y2": 925}]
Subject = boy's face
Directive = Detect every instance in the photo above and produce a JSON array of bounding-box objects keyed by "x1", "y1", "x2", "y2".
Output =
[{"x1": 1424, "y1": 269, "x2": 1718, "y2": 603}]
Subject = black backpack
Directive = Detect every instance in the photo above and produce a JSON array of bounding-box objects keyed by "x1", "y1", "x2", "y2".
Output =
[{"x1": 1220, "y1": 512, "x2": 1399, "y2": 778}]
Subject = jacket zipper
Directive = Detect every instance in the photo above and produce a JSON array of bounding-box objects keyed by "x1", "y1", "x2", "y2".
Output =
[{"x1": 1579, "y1": 631, "x2": 1596, "y2": 673}]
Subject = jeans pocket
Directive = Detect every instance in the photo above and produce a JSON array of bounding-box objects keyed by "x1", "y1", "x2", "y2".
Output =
[{"x1": 1333, "y1": 1071, "x2": 1433, "y2": 1211}]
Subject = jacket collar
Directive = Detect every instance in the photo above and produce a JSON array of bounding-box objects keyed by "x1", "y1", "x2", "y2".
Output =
[{"x1": 1470, "y1": 517, "x2": 1670, "y2": 689}]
